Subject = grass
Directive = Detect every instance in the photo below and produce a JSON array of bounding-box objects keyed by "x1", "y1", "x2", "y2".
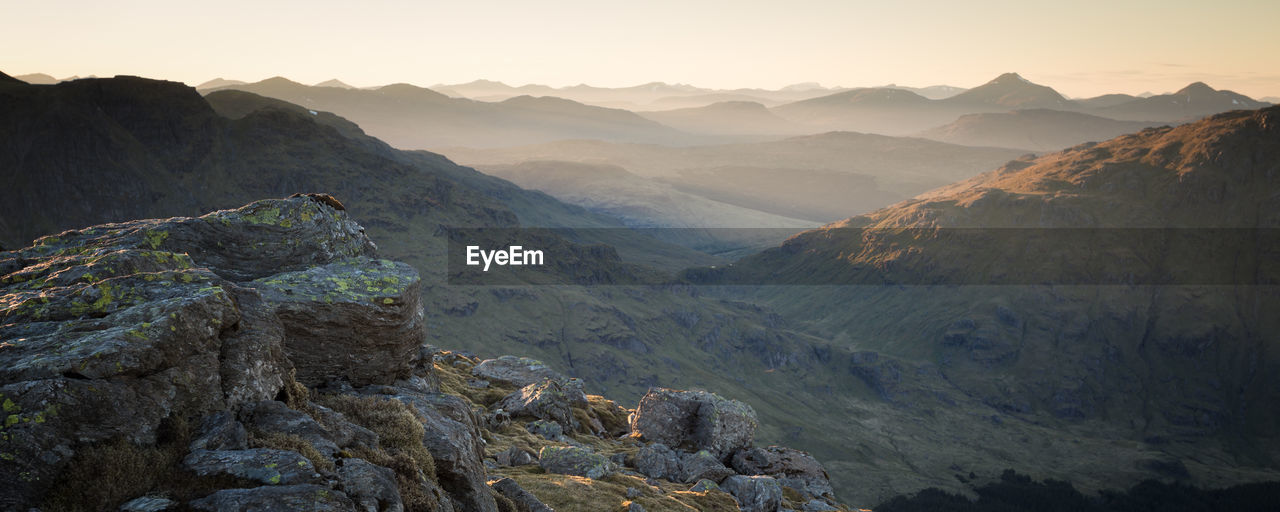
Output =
[
  {"x1": 493, "y1": 466, "x2": 740, "y2": 512},
  {"x1": 317, "y1": 393, "x2": 440, "y2": 511}
]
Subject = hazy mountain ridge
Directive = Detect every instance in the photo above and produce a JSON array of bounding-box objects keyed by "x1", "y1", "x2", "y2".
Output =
[{"x1": 918, "y1": 109, "x2": 1162, "y2": 151}]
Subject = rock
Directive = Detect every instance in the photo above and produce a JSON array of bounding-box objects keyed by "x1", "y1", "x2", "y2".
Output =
[
  {"x1": 634, "y1": 443, "x2": 681, "y2": 480},
  {"x1": 183, "y1": 448, "x2": 320, "y2": 485},
  {"x1": 526, "y1": 419, "x2": 565, "y2": 440},
  {"x1": 626, "y1": 487, "x2": 643, "y2": 499},
  {"x1": 539, "y1": 445, "x2": 617, "y2": 479},
  {"x1": 494, "y1": 446, "x2": 537, "y2": 467},
  {"x1": 310, "y1": 402, "x2": 381, "y2": 452},
  {"x1": 625, "y1": 502, "x2": 647, "y2": 512},
  {"x1": 489, "y1": 477, "x2": 554, "y2": 512},
  {"x1": 377, "y1": 390, "x2": 497, "y2": 512},
  {"x1": 251, "y1": 257, "x2": 423, "y2": 387},
  {"x1": 119, "y1": 496, "x2": 177, "y2": 511},
  {"x1": 630, "y1": 388, "x2": 757, "y2": 461},
  {"x1": 189, "y1": 484, "x2": 356, "y2": 511},
  {"x1": 498, "y1": 378, "x2": 588, "y2": 429},
  {"x1": 721, "y1": 475, "x2": 783, "y2": 512},
  {"x1": 679, "y1": 449, "x2": 735, "y2": 484},
  {"x1": 802, "y1": 499, "x2": 838, "y2": 511},
  {"x1": 689, "y1": 479, "x2": 720, "y2": 493},
  {"x1": 731, "y1": 446, "x2": 834, "y2": 500},
  {"x1": 337, "y1": 458, "x2": 403, "y2": 512},
  {"x1": 243, "y1": 400, "x2": 341, "y2": 457},
  {"x1": 190, "y1": 411, "x2": 249, "y2": 451},
  {"x1": 472, "y1": 356, "x2": 567, "y2": 387}
]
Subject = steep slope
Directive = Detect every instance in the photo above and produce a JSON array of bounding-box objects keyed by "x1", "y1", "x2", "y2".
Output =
[
  {"x1": 918, "y1": 109, "x2": 1161, "y2": 151},
  {"x1": 689, "y1": 106, "x2": 1280, "y2": 502},
  {"x1": 205, "y1": 77, "x2": 695, "y2": 148},
  {"x1": 442, "y1": 133, "x2": 1025, "y2": 222},
  {"x1": 1098, "y1": 82, "x2": 1273, "y2": 122}
]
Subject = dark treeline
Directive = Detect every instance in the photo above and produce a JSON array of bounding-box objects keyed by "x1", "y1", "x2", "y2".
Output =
[{"x1": 875, "y1": 470, "x2": 1280, "y2": 512}]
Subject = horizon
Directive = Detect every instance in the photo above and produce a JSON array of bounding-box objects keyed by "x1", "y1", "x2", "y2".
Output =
[{"x1": 3, "y1": 0, "x2": 1278, "y2": 99}]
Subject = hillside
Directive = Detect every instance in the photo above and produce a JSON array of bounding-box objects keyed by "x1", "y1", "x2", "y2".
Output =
[
  {"x1": 639, "y1": 101, "x2": 807, "y2": 136},
  {"x1": 918, "y1": 109, "x2": 1160, "y2": 151},
  {"x1": 1098, "y1": 82, "x2": 1273, "y2": 122},
  {"x1": 442, "y1": 133, "x2": 1025, "y2": 222},
  {"x1": 687, "y1": 106, "x2": 1280, "y2": 501}
]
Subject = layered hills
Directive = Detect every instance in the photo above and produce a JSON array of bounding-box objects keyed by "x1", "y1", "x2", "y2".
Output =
[
  {"x1": 918, "y1": 109, "x2": 1160, "y2": 151},
  {"x1": 689, "y1": 106, "x2": 1280, "y2": 500}
]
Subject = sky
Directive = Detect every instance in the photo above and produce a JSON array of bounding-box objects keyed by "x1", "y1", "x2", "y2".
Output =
[{"x1": 3, "y1": 0, "x2": 1279, "y2": 99}]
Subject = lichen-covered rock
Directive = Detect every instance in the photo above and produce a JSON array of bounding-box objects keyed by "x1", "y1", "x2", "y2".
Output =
[
  {"x1": 679, "y1": 449, "x2": 735, "y2": 484},
  {"x1": 539, "y1": 445, "x2": 617, "y2": 479},
  {"x1": 497, "y1": 378, "x2": 588, "y2": 429},
  {"x1": 471, "y1": 356, "x2": 567, "y2": 387},
  {"x1": 731, "y1": 446, "x2": 834, "y2": 500},
  {"x1": 337, "y1": 458, "x2": 404, "y2": 512},
  {"x1": 489, "y1": 477, "x2": 554, "y2": 512},
  {"x1": 251, "y1": 257, "x2": 424, "y2": 387},
  {"x1": 689, "y1": 479, "x2": 721, "y2": 493},
  {"x1": 119, "y1": 495, "x2": 177, "y2": 511},
  {"x1": 526, "y1": 419, "x2": 565, "y2": 440},
  {"x1": 190, "y1": 411, "x2": 249, "y2": 452},
  {"x1": 634, "y1": 443, "x2": 682, "y2": 481},
  {"x1": 189, "y1": 484, "x2": 356, "y2": 511},
  {"x1": 630, "y1": 388, "x2": 757, "y2": 461},
  {"x1": 721, "y1": 475, "x2": 783, "y2": 512},
  {"x1": 183, "y1": 448, "x2": 320, "y2": 485},
  {"x1": 801, "y1": 499, "x2": 839, "y2": 511}
]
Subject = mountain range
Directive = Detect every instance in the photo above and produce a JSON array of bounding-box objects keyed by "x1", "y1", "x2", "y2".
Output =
[{"x1": 3, "y1": 69, "x2": 1279, "y2": 508}]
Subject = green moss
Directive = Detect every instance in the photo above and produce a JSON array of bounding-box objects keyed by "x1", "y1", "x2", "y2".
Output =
[
  {"x1": 2, "y1": 398, "x2": 16, "y2": 413},
  {"x1": 241, "y1": 207, "x2": 282, "y2": 225},
  {"x1": 143, "y1": 230, "x2": 169, "y2": 250}
]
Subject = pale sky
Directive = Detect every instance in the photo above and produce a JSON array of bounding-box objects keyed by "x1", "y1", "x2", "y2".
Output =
[{"x1": 3, "y1": 0, "x2": 1278, "y2": 98}]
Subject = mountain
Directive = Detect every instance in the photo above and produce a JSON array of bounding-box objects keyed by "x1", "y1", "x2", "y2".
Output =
[
  {"x1": 437, "y1": 79, "x2": 849, "y2": 110},
  {"x1": 205, "y1": 77, "x2": 697, "y2": 148},
  {"x1": 1076, "y1": 92, "x2": 1141, "y2": 109},
  {"x1": 689, "y1": 106, "x2": 1280, "y2": 502},
  {"x1": 13, "y1": 72, "x2": 59, "y2": 84},
  {"x1": 194, "y1": 77, "x2": 246, "y2": 89},
  {"x1": 1098, "y1": 82, "x2": 1273, "y2": 122},
  {"x1": 918, "y1": 108, "x2": 1161, "y2": 151},
  {"x1": 941, "y1": 72, "x2": 1075, "y2": 109},
  {"x1": 441, "y1": 133, "x2": 1025, "y2": 223},
  {"x1": 771, "y1": 87, "x2": 948, "y2": 135},
  {"x1": 881, "y1": 83, "x2": 967, "y2": 99},
  {"x1": 639, "y1": 100, "x2": 808, "y2": 136},
  {"x1": 313, "y1": 78, "x2": 355, "y2": 89},
  {"x1": 0, "y1": 73, "x2": 893, "y2": 504}
]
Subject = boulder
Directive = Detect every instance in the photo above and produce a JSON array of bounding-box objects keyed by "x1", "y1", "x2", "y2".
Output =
[
  {"x1": 731, "y1": 446, "x2": 834, "y2": 499},
  {"x1": 539, "y1": 445, "x2": 617, "y2": 479},
  {"x1": 802, "y1": 499, "x2": 839, "y2": 511},
  {"x1": 689, "y1": 479, "x2": 721, "y2": 493},
  {"x1": 634, "y1": 443, "x2": 681, "y2": 481},
  {"x1": 679, "y1": 449, "x2": 735, "y2": 484},
  {"x1": 629, "y1": 388, "x2": 757, "y2": 461},
  {"x1": 189, "y1": 484, "x2": 356, "y2": 511},
  {"x1": 471, "y1": 356, "x2": 566, "y2": 387},
  {"x1": 489, "y1": 477, "x2": 554, "y2": 512},
  {"x1": 721, "y1": 475, "x2": 783, "y2": 512},
  {"x1": 183, "y1": 448, "x2": 320, "y2": 485},
  {"x1": 526, "y1": 419, "x2": 565, "y2": 440},
  {"x1": 337, "y1": 458, "x2": 404, "y2": 512},
  {"x1": 497, "y1": 378, "x2": 588, "y2": 429},
  {"x1": 119, "y1": 496, "x2": 177, "y2": 511},
  {"x1": 251, "y1": 257, "x2": 423, "y2": 387},
  {"x1": 494, "y1": 446, "x2": 537, "y2": 467},
  {"x1": 189, "y1": 411, "x2": 249, "y2": 452}
]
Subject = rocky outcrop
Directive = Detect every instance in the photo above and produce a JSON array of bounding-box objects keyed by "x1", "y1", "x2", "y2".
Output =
[
  {"x1": 497, "y1": 378, "x2": 588, "y2": 430},
  {"x1": 251, "y1": 257, "x2": 424, "y2": 387},
  {"x1": 538, "y1": 445, "x2": 617, "y2": 479},
  {"x1": 731, "y1": 446, "x2": 835, "y2": 500},
  {"x1": 472, "y1": 356, "x2": 567, "y2": 387},
  {"x1": 0, "y1": 195, "x2": 849, "y2": 511},
  {"x1": 630, "y1": 388, "x2": 758, "y2": 461},
  {"x1": 721, "y1": 475, "x2": 783, "y2": 512}
]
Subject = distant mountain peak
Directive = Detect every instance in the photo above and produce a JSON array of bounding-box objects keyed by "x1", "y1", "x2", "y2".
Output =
[
  {"x1": 990, "y1": 72, "x2": 1030, "y2": 84},
  {"x1": 1176, "y1": 81, "x2": 1215, "y2": 95},
  {"x1": 258, "y1": 76, "x2": 305, "y2": 87},
  {"x1": 314, "y1": 79, "x2": 354, "y2": 89}
]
